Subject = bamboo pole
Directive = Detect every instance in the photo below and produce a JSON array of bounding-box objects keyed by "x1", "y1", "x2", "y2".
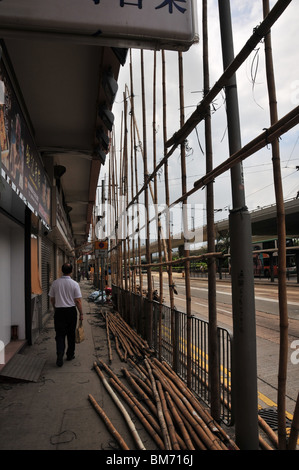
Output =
[
  {"x1": 122, "y1": 368, "x2": 158, "y2": 417},
  {"x1": 263, "y1": 0, "x2": 288, "y2": 450},
  {"x1": 149, "y1": 360, "x2": 223, "y2": 450},
  {"x1": 202, "y1": 0, "x2": 220, "y2": 422},
  {"x1": 88, "y1": 394, "x2": 130, "y2": 450},
  {"x1": 155, "y1": 105, "x2": 298, "y2": 212},
  {"x1": 152, "y1": 50, "x2": 163, "y2": 360},
  {"x1": 129, "y1": 50, "x2": 142, "y2": 294},
  {"x1": 125, "y1": 1, "x2": 294, "y2": 216},
  {"x1": 288, "y1": 392, "x2": 299, "y2": 450},
  {"x1": 165, "y1": 391, "x2": 195, "y2": 450},
  {"x1": 106, "y1": 314, "x2": 113, "y2": 363},
  {"x1": 129, "y1": 52, "x2": 136, "y2": 294},
  {"x1": 109, "y1": 378, "x2": 166, "y2": 450},
  {"x1": 161, "y1": 50, "x2": 177, "y2": 372},
  {"x1": 141, "y1": 50, "x2": 153, "y2": 345},
  {"x1": 157, "y1": 380, "x2": 180, "y2": 450},
  {"x1": 144, "y1": 357, "x2": 172, "y2": 449},
  {"x1": 132, "y1": 251, "x2": 223, "y2": 269},
  {"x1": 178, "y1": 50, "x2": 192, "y2": 388},
  {"x1": 93, "y1": 362, "x2": 146, "y2": 450},
  {"x1": 257, "y1": 414, "x2": 278, "y2": 449},
  {"x1": 166, "y1": 0, "x2": 292, "y2": 149}
]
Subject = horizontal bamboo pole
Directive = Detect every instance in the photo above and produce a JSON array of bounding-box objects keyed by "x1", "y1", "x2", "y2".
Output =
[{"x1": 131, "y1": 252, "x2": 223, "y2": 269}]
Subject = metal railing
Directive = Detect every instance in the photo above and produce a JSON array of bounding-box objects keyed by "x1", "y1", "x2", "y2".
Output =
[{"x1": 112, "y1": 285, "x2": 233, "y2": 425}]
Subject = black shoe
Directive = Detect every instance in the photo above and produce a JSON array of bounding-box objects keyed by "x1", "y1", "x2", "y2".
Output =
[
  {"x1": 56, "y1": 355, "x2": 63, "y2": 367},
  {"x1": 66, "y1": 355, "x2": 75, "y2": 361}
]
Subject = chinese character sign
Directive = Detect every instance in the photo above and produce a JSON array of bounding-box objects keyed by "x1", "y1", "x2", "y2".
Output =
[{"x1": 0, "y1": 0, "x2": 198, "y2": 51}]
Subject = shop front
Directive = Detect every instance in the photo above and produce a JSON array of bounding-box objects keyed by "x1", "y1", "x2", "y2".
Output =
[{"x1": 0, "y1": 48, "x2": 52, "y2": 351}]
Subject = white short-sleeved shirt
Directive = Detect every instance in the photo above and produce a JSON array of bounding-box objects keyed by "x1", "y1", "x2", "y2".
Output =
[{"x1": 48, "y1": 276, "x2": 82, "y2": 308}]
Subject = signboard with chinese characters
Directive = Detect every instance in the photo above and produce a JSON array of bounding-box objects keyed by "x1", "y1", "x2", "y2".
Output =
[
  {"x1": 0, "y1": 60, "x2": 51, "y2": 227},
  {"x1": 0, "y1": 0, "x2": 198, "y2": 51}
]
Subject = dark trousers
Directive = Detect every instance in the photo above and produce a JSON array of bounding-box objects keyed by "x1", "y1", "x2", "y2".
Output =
[{"x1": 54, "y1": 307, "x2": 77, "y2": 359}]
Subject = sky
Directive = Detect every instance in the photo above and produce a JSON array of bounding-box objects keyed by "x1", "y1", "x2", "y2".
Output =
[{"x1": 98, "y1": 0, "x2": 299, "y2": 242}]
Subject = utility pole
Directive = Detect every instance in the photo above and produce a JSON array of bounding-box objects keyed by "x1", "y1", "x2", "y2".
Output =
[{"x1": 218, "y1": 0, "x2": 259, "y2": 450}]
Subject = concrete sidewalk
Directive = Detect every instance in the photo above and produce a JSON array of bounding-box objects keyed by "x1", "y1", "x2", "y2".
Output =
[{"x1": 0, "y1": 280, "x2": 158, "y2": 451}]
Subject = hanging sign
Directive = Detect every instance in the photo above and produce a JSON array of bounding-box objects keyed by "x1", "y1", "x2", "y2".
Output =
[
  {"x1": 94, "y1": 240, "x2": 108, "y2": 258},
  {"x1": 0, "y1": 61, "x2": 51, "y2": 227},
  {"x1": 0, "y1": 0, "x2": 199, "y2": 51}
]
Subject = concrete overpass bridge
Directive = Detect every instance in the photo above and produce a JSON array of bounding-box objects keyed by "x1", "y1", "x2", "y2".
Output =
[{"x1": 140, "y1": 197, "x2": 299, "y2": 256}]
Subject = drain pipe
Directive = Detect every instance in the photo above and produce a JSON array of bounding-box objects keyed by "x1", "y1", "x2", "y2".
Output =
[{"x1": 218, "y1": 0, "x2": 259, "y2": 450}]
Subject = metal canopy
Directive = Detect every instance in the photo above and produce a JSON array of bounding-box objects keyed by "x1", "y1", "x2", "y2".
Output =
[{"x1": 2, "y1": 35, "x2": 122, "y2": 252}]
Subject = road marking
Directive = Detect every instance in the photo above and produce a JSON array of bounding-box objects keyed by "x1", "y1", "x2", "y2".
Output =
[{"x1": 176, "y1": 283, "x2": 299, "y2": 306}]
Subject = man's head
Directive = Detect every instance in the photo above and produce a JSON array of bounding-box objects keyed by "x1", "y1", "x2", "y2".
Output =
[{"x1": 62, "y1": 263, "x2": 73, "y2": 275}]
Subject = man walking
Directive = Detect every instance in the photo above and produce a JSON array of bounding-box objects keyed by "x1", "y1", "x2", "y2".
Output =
[{"x1": 49, "y1": 263, "x2": 83, "y2": 366}]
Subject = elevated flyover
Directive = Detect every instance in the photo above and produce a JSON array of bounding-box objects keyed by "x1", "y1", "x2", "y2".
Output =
[{"x1": 140, "y1": 197, "x2": 299, "y2": 256}]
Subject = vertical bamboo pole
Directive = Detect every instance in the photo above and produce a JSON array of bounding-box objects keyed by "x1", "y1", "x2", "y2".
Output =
[
  {"x1": 152, "y1": 50, "x2": 163, "y2": 358},
  {"x1": 129, "y1": 59, "x2": 136, "y2": 294},
  {"x1": 128, "y1": 51, "x2": 142, "y2": 294},
  {"x1": 119, "y1": 111, "x2": 124, "y2": 291},
  {"x1": 203, "y1": 0, "x2": 220, "y2": 421},
  {"x1": 141, "y1": 50, "x2": 153, "y2": 344},
  {"x1": 263, "y1": 0, "x2": 288, "y2": 450},
  {"x1": 122, "y1": 94, "x2": 129, "y2": 322},
  {"x1": 111, "y1": 136, "x2": 117, "y2": 287},
  {"x1": 178, "y1": 51, "x2": 191, "y2": 387},
  {"x1": 161, "y1": 50, "x2": 176, "y2": 370}
]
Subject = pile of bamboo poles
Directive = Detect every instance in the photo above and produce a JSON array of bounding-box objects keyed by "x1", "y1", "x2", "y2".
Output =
[
  {"x1": 99, "y1": 309, "x2": 283, "y2": 450},
  {"x1": 89, "y1": 357, "x2": 239, "y2": 451},
  {"x1": 104, "y1": 310, "x2": 154, "y2": 363}
]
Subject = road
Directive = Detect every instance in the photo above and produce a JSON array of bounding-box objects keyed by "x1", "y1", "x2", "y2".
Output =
[{"x1": 151, "y1": 272, "x2": 299, "y2": 423}]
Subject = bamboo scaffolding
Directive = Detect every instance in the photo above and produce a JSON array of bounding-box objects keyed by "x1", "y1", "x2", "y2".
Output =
[
  {"x1": 93, "y1": 362, "x2": 146, "y2": 450},
  {"x1": 103, "y1": 1, "x2": 296, "y2": 451},
  {"x1": 124, "y1": 0, "x2": 294, "y2": 214},
  {"x1": 166, "y1": 0, "x2": 292, "y2": 149},
  {"x1": 88, "y1": 394, "x2": 130, "y2": 450}
]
